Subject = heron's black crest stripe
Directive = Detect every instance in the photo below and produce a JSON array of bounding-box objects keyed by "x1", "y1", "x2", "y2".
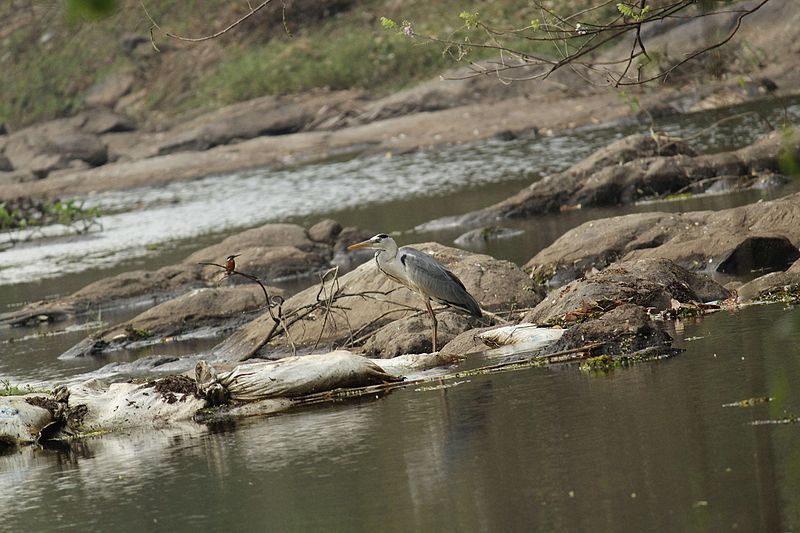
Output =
[
  {"x1": 377, "y1": 233, "x2": 389, "y2": 239},
  {"x1": 400, "y1": 254, "x2": 407, "y2": 267}
]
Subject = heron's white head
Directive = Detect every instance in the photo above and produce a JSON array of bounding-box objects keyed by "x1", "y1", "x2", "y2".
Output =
[{"x1": 347, "y1": 233, "x2": 397, "y2": 252}]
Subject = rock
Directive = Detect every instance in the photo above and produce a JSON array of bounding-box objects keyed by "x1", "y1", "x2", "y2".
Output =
[
  {"x1": 735, "y1": 258, "x2": 800, "y2": 303},
  {"x1": 542, "y1": 303, "x2": 672, "y2": 356},
  {"x1": 0, "y1": 222, "x2": 354, "y2": 326},
  {"x1": 0, "y1": 170, "x2": 37, "y2": 185},
  {"x1": 0, "y1": 153, "x2": 12, "y2": 171},
  {"x1": 0, "y1": 396, "x2": 55, "y2": 446},
  {"x1": 77, "y1": 109, "x2": 136, "y2": 134},
  {"x1": 211, "y1": 243, "x2": 544, "y2": 361},
  {"x1": 59, "y1": 285, "x2": 279, "y2": 358},
  {"x1": 330, "y1": 226, "x2": 376, "y2": 270},
  {"x1": 527, "y1": 192, "x2": 800, "y2": 286},
  {"x1": 4, "y1": 125, "x2": 108, "y2": 178},
  {"x1": 716, "y1": 236, "x2": 800, "y2": 275},
  {"x1": 361, "y1": 311, "x2": 474, "y2": 358},
  {"x1": 454, "y1": 226, "x2": 524, "y2": 249},
  {"x1": 84, "y1": 72, "x2": 135, "y2": 108},
  {"x1": 439, "y1": 326, "x2": 499, "y2": 357},
  {"x1": 308, "y1": 219, "x2": 342, "y2": 244},
  {"x1": 434, "y1": 130, "x2": 798, "y2": 227},
  {"x1": 187, "y1": 223, "x2": 332, "y2": 282},
  {"x1": 523, "y1": 258, "x2": 731, "y2": 325},
  {"x1": 155, "y1": 92, "x2": 359, "y2": 155}
]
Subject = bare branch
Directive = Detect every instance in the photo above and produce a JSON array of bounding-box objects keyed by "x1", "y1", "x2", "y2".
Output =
[{"x1": 141, "y1": 0, "x2": 273, "y2": 48}]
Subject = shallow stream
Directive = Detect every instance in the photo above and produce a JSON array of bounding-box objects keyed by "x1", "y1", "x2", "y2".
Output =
[{"x1": 2, "y1": 95, "x2": 800, "y2": 530}]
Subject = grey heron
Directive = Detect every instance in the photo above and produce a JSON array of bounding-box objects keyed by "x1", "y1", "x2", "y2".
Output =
[{"x1": 347, "y1": 234, "x2": 482, "y2": 352}]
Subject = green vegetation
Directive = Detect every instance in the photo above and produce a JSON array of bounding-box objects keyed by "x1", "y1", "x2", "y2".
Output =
[
  {"x1": 0, "y1": 199, "x2": 102, "y2": 232},
  {"x1": 722, "y1": 396, "x2": 772, "y2": 408},
  {"x1": 126, "y1": 325, "x2": 153, "y2": 339},
  {"x1": 194, "y1": 30, "x2": 449, "y2": 106},
  {"x1": 757, "y1": 283, "x2": 800, "y2": 304},
  {"x1": 0, "y1": 0, "x2": 557, "y2": 129},
  {"x1": 0, "y1": 380, "x2": 51, "y2": 397}
]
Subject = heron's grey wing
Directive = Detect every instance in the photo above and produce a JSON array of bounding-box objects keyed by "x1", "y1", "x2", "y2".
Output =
[{"x1": 398, "y1": 247, "x2": 482, "y2": 317}]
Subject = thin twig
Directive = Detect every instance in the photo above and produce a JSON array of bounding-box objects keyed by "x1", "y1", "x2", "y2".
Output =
[{"x1": 141, "y1": 0, "x2": 273, "y2": 49}]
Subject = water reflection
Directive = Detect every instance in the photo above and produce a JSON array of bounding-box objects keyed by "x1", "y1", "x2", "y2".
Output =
[{"x1": 3, "y1": 304, "x2": 798, "y2": 531}]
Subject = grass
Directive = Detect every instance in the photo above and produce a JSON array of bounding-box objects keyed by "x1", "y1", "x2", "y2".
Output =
[{"x1": 0, "y1": 0, "x2": 564, "y2": 129}]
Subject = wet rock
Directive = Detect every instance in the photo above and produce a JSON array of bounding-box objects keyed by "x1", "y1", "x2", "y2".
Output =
[
  {"x1": 527, "y1": 192, "x2": 800, "y2": 286},
  {"x1": 84, "y1": 72, "x2": 135, "y2": 108},
  {"x1": 438, "y1": 130, "x2": 798, "y2": 227},
  {"x1": 454, "y1": 226, "x2": 524, "y2": 249},
  {"x1": 59, "y1": 285, "x2": 278, "y2": 358},
  {"x1": 523, "y1": 258, "x2": 731, "y2": 325},
  {"x1": 736, "y1": 258, "x2": 800, "y2": 303},
  {"x1": 360, "y1": 311, "x2": 475, "y2": 358},
  {"x1": 543, "y1": 304, "x2": 672, "y2": 356},
  {"x1": 211, "y1": 243, "x2": 544, "y2": 361}
]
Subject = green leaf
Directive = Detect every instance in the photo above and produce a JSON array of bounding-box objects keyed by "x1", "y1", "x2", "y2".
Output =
[
  {"x1": 380, "y1": 17, "x2": 398, "y2": 30},
  {"x1": 459, "y1": 11, "x2": 480, "y2": 30}
]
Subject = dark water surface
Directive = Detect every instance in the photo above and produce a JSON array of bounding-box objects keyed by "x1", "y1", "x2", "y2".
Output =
[
  {"x1": 2, "y1": 95, "x2": 800, "y2": 531},
  {"x1": 2, "y1": 304, "x2": 799, "y2": 531}
]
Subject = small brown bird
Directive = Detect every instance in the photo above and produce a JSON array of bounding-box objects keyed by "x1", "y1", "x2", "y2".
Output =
[{"x1": 225, "y1": 254, "x2": 240, "y2": 275}]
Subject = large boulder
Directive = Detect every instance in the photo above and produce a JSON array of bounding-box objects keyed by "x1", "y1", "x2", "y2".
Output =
[
  {"x1": 361, "y1": 311, "x2": 475, "y2": 358},
  {"x1": 429, "y1": 130, "x2": 799, "y2": 228},
  {"x1": 523, "y1": 258, "x2": 731, "y2": 325},
  {"x1": 211, "y1": 243, "x2": 544, "y2": 361},
  {"x1": 527, "y1": 192, "x2": 800, "y2": 287},
  {"x1": 4, "y1": 126, "x2": 108, "y2": 178},
  {"x1": 188, "y1": 223, "x2": 333, "y2": 283},
  {"x1": 59, "y1": 285, "x2": 280, "y2": 358},
  {"x1": 542, "y1": 303, "x2": 673, "y2": 357}
]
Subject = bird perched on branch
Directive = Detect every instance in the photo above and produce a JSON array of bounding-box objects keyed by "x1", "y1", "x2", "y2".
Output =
[
  {"x1": 348, "y1": 234, "x2": 482, "y2": 352},
  {"x1": 225, "y1": 254, "x2": 240, "y2": 275}
]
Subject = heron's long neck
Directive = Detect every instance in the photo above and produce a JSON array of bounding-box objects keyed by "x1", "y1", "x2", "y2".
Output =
[{"x1": 375, "y1": 240, "x2": 399, "y2": 269}]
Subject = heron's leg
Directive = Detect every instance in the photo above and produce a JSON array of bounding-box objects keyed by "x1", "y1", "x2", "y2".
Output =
[{"x1": 425, "y1": 300, "x2": 438, "y2": 352}]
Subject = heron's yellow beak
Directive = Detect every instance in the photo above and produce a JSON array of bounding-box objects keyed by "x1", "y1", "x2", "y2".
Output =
[{"x1": 347, "y1": 240, "x2": 372, "y2": 251}]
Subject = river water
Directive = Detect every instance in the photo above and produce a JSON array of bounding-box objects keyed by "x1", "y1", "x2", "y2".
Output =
[{"x1": 2, "y1": 96, "x2": 800, "y2": 531}]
